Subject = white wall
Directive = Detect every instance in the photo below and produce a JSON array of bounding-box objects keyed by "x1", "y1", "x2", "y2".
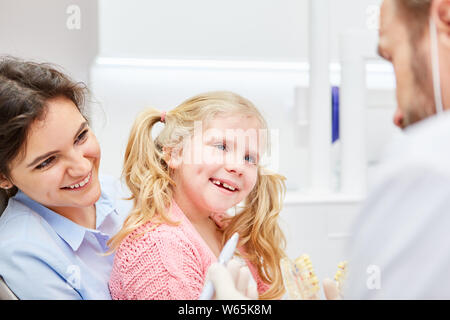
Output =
[
  {"x1": 0, "y1": 0, "x2": 98, "y2": 83},
  {"x1": 99, "y1": 0, "x2": 382, "y2": 62},
  {"x1": 99, "y1": 0, "x2": 308, "y2": 61}
]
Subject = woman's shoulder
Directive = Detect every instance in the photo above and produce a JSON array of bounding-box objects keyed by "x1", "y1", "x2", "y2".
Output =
[
  {"x1": 0, "y1": 198, "x2": 46, "y2": 242},
  {"x1": 0, "y1": 197, "x2": 78, "y2": 259},
  {"x1": 0, "y1": 199, "x2": 62, "y2": 269}
]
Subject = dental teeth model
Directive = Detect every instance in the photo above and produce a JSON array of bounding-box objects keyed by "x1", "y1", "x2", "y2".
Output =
[
  {"x1": 334, "y1": 261, "x2": 348, "y2": 295},
  {"x1": 280, "y1": 257, "x2": 302, "y2": 300},
  {"x1": 280, "y1": 254, "x2": 320, "y2": 300},
  {"x1": 281, "y1": 255, "x2": 349, "y2": 300}
]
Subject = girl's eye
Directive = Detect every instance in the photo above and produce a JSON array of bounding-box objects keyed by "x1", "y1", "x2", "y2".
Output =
[
  {"x1": 215, "y1": 143, "x2": 227, "y2": 151},
  {"x1": 245, "y1": 155, "x2": 257, "y2": 164},
  {"x1": 75, "y1": 129, "x2": 89, "y2": 144},
  {"x1": 36, "y1": 156, "x2": 55, "y2": 170}
]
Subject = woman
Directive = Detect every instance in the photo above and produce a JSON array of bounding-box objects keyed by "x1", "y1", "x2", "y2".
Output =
[{"x1": 0, "y1": 56, "x2": 132, "y2": 299}]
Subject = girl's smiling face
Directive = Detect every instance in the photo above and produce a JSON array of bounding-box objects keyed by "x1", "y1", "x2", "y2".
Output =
[
  {"x1": 170, "y1": 114, "x2": 264, "y2": 217},
  {"x1": 7, "y1": 96, "x2": 102, "y2": 214}
]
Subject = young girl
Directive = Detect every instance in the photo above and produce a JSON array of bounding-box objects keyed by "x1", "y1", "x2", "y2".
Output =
[{"x1": 108, "y1": 91, "x2": 287, "y2": 300}]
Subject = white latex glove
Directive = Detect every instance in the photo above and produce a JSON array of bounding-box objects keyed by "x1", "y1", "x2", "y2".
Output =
[
  {"x1": 205, "y1": 258, "x2": 259, "y2": 300},
  {"x1": 322, "y1": 278, "x2": 342, "y2": 300}
]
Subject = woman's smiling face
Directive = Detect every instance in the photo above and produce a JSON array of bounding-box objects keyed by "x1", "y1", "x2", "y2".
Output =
[{"x1": 8, "y1": 96, "x2": 102, "y2": 214}]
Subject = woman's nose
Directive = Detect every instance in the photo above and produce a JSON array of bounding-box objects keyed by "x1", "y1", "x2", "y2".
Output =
[{"x1": 66, "y1": 151, "x2": 91, "y2": 177}]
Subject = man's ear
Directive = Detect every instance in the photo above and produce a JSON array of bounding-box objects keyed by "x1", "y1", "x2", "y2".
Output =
[
  {"x1": 433, "y1": 0, "x2": 450, "y2": 47},
  {"x1": 0, "y1": 175, "x2": 13, "y2": 190}
]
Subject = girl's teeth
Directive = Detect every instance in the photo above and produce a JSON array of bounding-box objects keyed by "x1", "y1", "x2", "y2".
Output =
[
  {"x1": 212, "y1": 179, "x2": 236, "y2": 191},
  {"x1": 222, "y1": 183, "x2": 235, "y2": 191}
]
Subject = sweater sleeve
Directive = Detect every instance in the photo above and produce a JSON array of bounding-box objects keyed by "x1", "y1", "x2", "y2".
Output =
[{"x1": 109, "y1": 227, "x2": 206, "y2": 300}]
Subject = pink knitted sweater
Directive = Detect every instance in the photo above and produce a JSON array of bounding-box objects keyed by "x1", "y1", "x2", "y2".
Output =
[{"x1": 108, "y1": 201, "x2": 270, "y2": 300}]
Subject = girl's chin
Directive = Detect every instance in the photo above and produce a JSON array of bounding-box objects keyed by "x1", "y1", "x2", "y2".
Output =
[{"x1": 205, "y1": 202, "x2": 237, "y2": 215}]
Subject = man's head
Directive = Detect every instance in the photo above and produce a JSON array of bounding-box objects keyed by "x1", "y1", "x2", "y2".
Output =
[{"x1": 378, "y1": 0, "x2": 450, "y2": 129}]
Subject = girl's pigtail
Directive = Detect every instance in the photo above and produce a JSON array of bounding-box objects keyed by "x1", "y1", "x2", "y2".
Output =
[{"x1": 108, "y1": 108, "x2": 177, "y2": 252}]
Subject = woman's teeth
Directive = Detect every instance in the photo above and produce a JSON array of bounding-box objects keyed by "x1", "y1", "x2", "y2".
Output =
[
  {"x1": 68, "y1": 173, "x2": 91, "y2": 189},
  {"x1": 211, "y1": 179, "x2": 236, "y2": 191}
]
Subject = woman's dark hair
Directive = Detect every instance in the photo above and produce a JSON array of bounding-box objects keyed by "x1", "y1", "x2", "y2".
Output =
[{"x1": 0, "y1": 56, "x2": 89, "y2": 198}]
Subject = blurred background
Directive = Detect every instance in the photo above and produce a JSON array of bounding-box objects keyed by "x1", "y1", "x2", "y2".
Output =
[{"x1": 0, "y1": 0, "x2": 399, "y2": 295}]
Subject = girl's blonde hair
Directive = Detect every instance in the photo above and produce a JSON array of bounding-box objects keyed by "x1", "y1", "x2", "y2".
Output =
[{"x1": 108, "y1": 91, "x2": 287, "y2": 299}]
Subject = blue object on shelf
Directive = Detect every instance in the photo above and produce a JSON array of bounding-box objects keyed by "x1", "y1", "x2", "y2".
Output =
[{"x1": 332, "y1": 86, "x2": 340, "y2": 143}]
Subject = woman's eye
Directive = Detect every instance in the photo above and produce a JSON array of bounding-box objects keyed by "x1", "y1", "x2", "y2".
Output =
[
  {"x1": 75, "y1": 129, "x2": 89, "y2": 144},
  {"x1": 36, "y1": 156, "x2": 55, "y2": 170}
]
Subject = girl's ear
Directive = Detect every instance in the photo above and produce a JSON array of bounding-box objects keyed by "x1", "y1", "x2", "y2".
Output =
[{"x1": 165, "y1": 146, "x2": 183, "y2": 170}]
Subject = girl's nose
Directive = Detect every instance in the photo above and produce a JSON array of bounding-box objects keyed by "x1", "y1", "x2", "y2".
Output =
[{"x1": 224, "y1": 154, "x2": 244, "y2": 176}]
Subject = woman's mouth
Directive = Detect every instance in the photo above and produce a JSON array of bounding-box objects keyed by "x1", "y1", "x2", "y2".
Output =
[{"x1": 62, "y1": 172, "x2": 92, "y2": 191}]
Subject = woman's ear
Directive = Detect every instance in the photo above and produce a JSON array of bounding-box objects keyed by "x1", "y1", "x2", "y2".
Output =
[{"x1": 0, "y1": 175, "x2": 13, "y2": 190}]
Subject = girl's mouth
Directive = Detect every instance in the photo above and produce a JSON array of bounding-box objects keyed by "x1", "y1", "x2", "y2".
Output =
[{"x1": 209, "y1": 178, "x2": 239, "y2": 192}]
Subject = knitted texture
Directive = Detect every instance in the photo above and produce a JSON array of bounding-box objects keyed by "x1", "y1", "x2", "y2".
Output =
[{"x1": 109, "y1": 202, "x2": 270, "y2": 300}]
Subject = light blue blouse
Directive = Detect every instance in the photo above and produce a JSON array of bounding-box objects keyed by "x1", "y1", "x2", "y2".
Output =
[{"x1": 0, "y1": 176, "x2": 132, "y2": 299}]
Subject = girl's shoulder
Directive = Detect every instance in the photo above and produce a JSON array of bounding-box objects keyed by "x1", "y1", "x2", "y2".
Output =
[
  {"x1": 114, "y1": 218, "x2": 199, "y2": 267},
  {"x1": 118, "y1": 219, "x2": 183, "y2": 247}
]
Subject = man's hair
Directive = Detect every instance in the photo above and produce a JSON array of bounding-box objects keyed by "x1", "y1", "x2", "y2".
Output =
[{"x1": 396, "y1": 0, "x2": 432, "y2": 42}]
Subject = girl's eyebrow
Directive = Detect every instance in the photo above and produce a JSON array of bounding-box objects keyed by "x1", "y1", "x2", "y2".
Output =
[
  {"x1": 26, "y1": 121, "x2": 88, "y2": 168},
  {"x1": 204, "y1": 134, "x2": 225, "y2": 143},
  {"x1": 205, "y1": 133, "x2": 261, "y2": 155}
]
